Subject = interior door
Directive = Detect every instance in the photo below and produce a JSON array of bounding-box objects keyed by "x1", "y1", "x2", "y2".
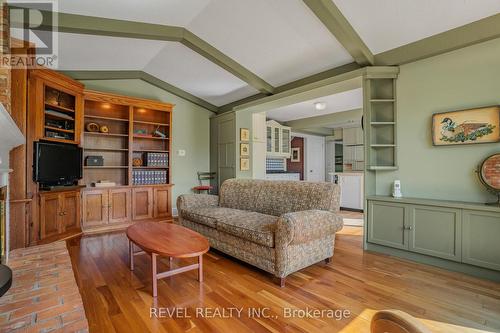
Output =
[
  {"x1": 82, "y1": 190, "x2": 109, "y2": 227},
  {"x1": 153, "y1": 187, "x2": 171, "y2": 219},
  {"x1": 39, "y1": 193, "x2": 61, "y2": 239},
  {"x1": 305, "y1": 136, "x2": 325, "y2": 182},
  {"x1": 325, "y1": 140, "x2": 336, "y2": 182},
  {"x1": 108, "y1": 188, "x2": 131, "y2": 224},
  {"x1": 132, "y1": 187, "x2": 153, "y2": 220},
  {"x1": 60, "y1": 191, "x2": 80, "y2": 232}
]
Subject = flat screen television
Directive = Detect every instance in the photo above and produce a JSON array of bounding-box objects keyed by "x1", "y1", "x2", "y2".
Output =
[{"x1": 33, "y1": 141, "x2": 82, "y2": 187}]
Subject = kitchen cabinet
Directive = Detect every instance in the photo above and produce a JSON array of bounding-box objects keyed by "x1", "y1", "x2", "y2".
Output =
[
  {"x1": 266, "y1": 120, "x2": 291, "y2": 158},
  {"x1": 39, "y1": 189, "x2": 81, "y2": 240},
  {"x1": 338, "y1": 173, "x2": 364, "y2": 210},
  {"x1": 343, "y1": 127, "x2": 363, "y2": 146}
]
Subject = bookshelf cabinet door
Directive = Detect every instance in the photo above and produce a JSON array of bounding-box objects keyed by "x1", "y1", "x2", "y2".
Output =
[
  {"x1": 153, "y1": 187, "x2": 171, "y2": 219},
  {"x1": 82, "y1": 190, "x2": 109, "y2": 227},
  {"x1": 109, "y1": 189, "x2": 131, "y2": 224},
  {"x1": 39, "y1": 193, "x2": 62, "y2": 239},
  {"x1": 60, "y1": 191, "x2": 80, "y2": 232},
  {"x1": 132, "y1": 187, "x2": 153, "y2": 220}
]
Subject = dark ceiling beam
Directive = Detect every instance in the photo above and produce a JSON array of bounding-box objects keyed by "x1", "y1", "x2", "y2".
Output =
[
  {"x1": 10, "y1": 8, "x2": 274, "y2": 94},
  {"x1": 302, "y1": 0, "x2": 374, "y2": 66}
]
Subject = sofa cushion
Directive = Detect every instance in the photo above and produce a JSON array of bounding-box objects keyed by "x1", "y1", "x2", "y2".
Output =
[
  {"x1": 180, "y1": 207, "x2": 244, "y2": 228},
  {"x1": 216, "y1": 211, "x2": 277, "y2": 248},
  {"x1": 219, "y1": 179, "x2": 264, "y2": 211}
]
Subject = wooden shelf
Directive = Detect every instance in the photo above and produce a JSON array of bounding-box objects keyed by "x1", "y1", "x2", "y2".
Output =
[
  {"x1": 84, "y1": 132, "x2": 128, "y2": 137},
  {"x1": 43, "y1": 137, "x2": 76, "y2": 145},
  {"x1": 134, "y1": 120, "x2": 169, "y2": 126},
  {"x1": 44, "y1": 126, "x2": 74, "y2": 134},
  {"x1": 371, "y1": 122, "x2": 395, "y2": 125},
  {"x1": 84, "y1": 115, "x2": 129, "y2": 122},
  {"x1": 84, "y1": 147, "x2": 128, "y2": 152},
  {"x1": 84, "y1": 166, "x2": 129, "y2": 169},
  {"x1": 44, "y1": 112, "x2": 74, "y2": 121},
  {"x1": 133, "y1": 149, "x2": 169, "y2": 153},
  {"x1": 370, "y1": 99, "x2": 395, "y2": 103},
  {"x1": 133, "y1": 135, "x2": 168, "y2": 140},
  {"x1": 45, "y1": 102, "x2": 75, "y2": 113},
  {"x1": 371, "y1": 144, "x2": 396, "y2": 147}
]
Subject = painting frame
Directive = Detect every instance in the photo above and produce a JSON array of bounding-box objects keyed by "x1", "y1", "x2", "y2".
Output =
[
  {"x1": 240, "y1": 128, "x2": 250, "y2": 142},
  {"x1": 291, "y1": 147, "x2": 300, "y2": 162},
  {"x1": 240, "y1": 157, "x2": 250, "y2": 171},
  {"x1": 240, "y1": 143, "x2": 250, "y2": 156},
  {"x1": 432, "y1": 105, "x2": 500, "y2": 146}
]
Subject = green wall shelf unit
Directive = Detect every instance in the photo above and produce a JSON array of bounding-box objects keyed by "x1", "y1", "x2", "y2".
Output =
[{"x1": 364, "y1": 76, "x2": 398, "y2": 170}]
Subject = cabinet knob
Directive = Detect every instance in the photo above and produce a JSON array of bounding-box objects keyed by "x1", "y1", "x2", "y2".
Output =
[{"x1": 404, "y1": 226, "x2": 413, "y2": 230}]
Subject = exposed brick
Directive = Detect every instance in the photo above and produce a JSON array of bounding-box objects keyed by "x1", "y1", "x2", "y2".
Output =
[{"x1": 2, "y1": 242, "x2": 89, "y2": 331}]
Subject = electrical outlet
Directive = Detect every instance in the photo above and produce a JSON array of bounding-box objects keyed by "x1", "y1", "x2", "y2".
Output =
[{"x1": 177, "y1": 149, "x2": 186, "y2": 157}]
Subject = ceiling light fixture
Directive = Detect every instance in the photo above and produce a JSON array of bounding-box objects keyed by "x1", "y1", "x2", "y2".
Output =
[{"x1": 314, "y1": 102, "x2": 327, "y2": 111}]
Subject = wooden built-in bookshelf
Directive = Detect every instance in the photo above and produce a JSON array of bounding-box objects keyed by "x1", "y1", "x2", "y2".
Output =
[{"x1": 82, "y1": 91, "x2": 173, "y2": 188}]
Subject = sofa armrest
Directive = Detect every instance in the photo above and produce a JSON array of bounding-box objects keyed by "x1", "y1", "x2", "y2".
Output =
[
  {"x1": 176, "y1": 194, "x2": 219, "y2": 212},
  {"x1": 276, "y1": 210, "x2": 343, "y2": 246}
]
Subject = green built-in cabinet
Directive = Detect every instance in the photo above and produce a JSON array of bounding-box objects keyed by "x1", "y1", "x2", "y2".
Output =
[{"x1": 367, "y1": 196, "x2": 500, "y2": 274}]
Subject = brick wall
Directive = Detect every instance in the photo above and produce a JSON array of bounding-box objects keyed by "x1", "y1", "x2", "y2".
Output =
[
  {"x1": 0, "y1": 2, "x2": 10, "y2": 113},
  {"x1": 286, "y1": 137, "x2": 304, "y2": 180}
]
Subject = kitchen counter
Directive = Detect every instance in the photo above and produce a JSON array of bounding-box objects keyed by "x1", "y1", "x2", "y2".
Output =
[
  {"x1": 265, "y1": 172, "x2": 301, "y2": 181},
  {"x1": 266, "y1": 171, "x2": 301, "y2": 174}
]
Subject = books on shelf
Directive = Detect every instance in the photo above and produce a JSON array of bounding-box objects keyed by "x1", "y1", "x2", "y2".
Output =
[
  {"x1": 133, "y1": 170, "x2": 167, "y2": 185},
  {"x1": 143, "y1": 152, "x2": 168, "y2": 167}
]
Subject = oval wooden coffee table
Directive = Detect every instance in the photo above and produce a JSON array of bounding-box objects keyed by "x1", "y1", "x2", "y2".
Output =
[{"x1": 126, "y1": 222, "x2": 209, "y2": 297}]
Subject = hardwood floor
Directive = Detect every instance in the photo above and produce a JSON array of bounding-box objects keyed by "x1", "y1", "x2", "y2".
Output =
[{"x1": 67, "y1": 227, "x2": 500, "y2": 333}]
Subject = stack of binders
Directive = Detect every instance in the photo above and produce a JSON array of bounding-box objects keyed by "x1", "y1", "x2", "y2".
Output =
[
  {"x1": 132, "y1": 170, "x2": 167, "y2": 185},
  {"x1": 143, "y1": 152, "x2": 168, "y2": 167}
]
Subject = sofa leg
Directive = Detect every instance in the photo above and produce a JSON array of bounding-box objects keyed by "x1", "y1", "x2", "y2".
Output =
[
  {"x1": 324, "y1": 257, "x2": 331, "y2": 264},
  {"x1": 279, "y1": 277, "x2": 286, "y2": 288}
]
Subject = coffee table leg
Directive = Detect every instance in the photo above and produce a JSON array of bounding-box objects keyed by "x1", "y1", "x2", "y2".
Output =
[
  {"x1": 198, "y1": 254, "x2": 203, "y2": 283},
  {"x1": 152, "y1": 253, "x2": 158, "y2": 298},
  {"x1": 129, "y1": 240, "x2": 134, "y2": 271}
]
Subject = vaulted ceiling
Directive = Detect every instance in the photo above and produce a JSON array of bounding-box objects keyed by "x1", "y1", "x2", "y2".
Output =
[{"x1": 9, "y1": 0, "x2": 500, "y2": 113}]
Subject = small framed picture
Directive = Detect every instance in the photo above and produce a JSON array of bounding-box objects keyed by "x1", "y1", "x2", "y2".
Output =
[
  {"x1": 240, "y1": 128, "x2": 250, "y2": 142},
  {"x1": 240, "y1": 157, "x2": 250, "y2": 171},
  {"x1": 291, "y1": 147, "x2": 300, "y2": 162},
  {"x1": 240, "y1": 143, "x2": 250, "y2": 156}
]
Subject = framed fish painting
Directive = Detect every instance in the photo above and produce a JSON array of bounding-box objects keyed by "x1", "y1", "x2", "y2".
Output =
[{"x1": 432, "y1": 106, "x2": 500, "y2": 146}]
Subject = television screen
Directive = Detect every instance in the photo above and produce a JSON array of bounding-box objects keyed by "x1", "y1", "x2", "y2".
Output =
[{"x1": 34, "y1": 141, "x2": 82, "y2": 185}]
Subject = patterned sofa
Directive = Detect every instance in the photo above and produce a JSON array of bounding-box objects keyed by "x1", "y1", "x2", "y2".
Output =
[{"x1": 176, "y1": 179, "x2": 343, "y2": 286}]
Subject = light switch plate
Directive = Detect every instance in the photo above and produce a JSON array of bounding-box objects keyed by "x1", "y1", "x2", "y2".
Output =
[{"x1": 177, "y1": 149, "x2": 186, "y2": 157}]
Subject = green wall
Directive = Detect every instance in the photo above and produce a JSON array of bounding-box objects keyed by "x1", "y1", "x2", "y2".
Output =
[
  {"x1": 377, "y1": 38, "x2": 500, "y2": 203},
  {"x1": 80, "y1": 79, "x2": 214, "y2": 210}
]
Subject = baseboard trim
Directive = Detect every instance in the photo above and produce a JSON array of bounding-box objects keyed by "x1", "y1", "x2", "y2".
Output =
[{"x1": 365, "y1": 242, "x2": 500, "y2": 282}]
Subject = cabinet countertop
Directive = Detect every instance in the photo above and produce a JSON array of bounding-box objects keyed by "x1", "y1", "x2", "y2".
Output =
[{"x1": 367, "y1": 195, "x2": 500, "y2": 213}]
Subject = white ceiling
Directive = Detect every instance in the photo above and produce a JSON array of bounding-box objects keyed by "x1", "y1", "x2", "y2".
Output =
[
  {"x1": 45, "y1": 33, "x2": 257, "y2": 106},
  {"x1": 333, "y1": 0, "x2": 500, "y2": 54},
  {"x1": 55, "y1": 0, "x2": 211, "y2": 27},
  {"x1": 187, "y1": 0, "x2": 353, "y2": 86},
  {"x1": 266, "y1": 88, "x2": 363, "y2": 122}
]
